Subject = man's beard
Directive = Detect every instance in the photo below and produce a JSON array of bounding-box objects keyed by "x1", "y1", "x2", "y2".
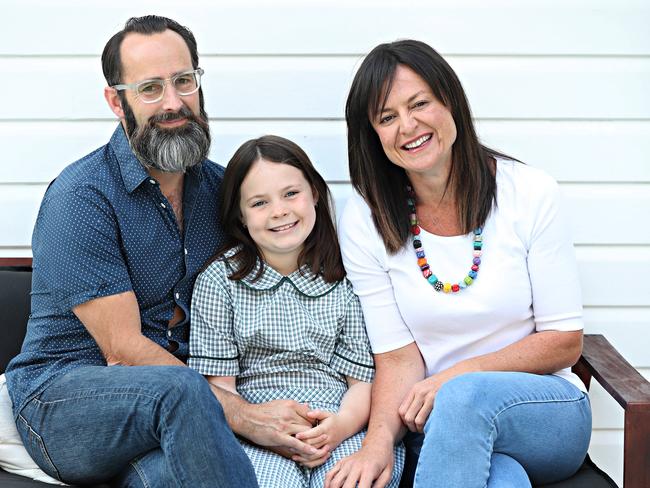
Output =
[{"x1": 123, "y1": 99, "x2": 211, "y2": 173}]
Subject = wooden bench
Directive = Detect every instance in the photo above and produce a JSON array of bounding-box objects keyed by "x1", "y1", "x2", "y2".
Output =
[{"x1": 1, "y1": 258, "x2": 648, "y2": 487}]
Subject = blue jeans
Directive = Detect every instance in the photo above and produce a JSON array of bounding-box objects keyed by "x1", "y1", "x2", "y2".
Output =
[
  {"x1": 410, "y1": 372, "x2": 591, "y2": 488},
  {"x1": 14, "y1": 365, "x2": 258, "y2": 487}
]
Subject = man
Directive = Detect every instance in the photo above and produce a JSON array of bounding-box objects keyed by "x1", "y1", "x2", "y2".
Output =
[{"x1": 5, "y1": 16, "x2": 268, "y2": 487}]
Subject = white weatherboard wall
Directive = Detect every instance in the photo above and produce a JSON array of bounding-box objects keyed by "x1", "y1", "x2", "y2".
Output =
[{"x1": 1, "y1": 1, "x2": 649, "y2": 484}]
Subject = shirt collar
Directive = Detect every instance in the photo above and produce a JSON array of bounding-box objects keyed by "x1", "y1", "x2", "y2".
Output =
[
  {"x1": 229, "y1": 255, "x2": 339, "y2": 298},
  {"x1": 110, "y1": 124, "x2": 150, "y2": 194}
]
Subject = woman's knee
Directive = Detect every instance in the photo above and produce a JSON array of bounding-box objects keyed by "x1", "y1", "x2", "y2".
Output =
[
  {"x1": 434, "y1": 372, "x2": 491, "y2": 412},
  {"x1": 424, "y1": 372, "x2": 502, "y2": 435}
]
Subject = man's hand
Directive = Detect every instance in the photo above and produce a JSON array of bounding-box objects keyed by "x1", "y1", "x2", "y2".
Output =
[
  {"x1": 239, "y1": 399, "x2": 319, "y2": 458},
  {"x1": 324, "y1": 442, "x2": 394, "y2": 488},
  {"x1": 208, "y1": 377, "x2": 319, "y2": 459}
]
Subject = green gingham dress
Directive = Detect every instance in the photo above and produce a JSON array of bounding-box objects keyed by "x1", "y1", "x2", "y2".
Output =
[{"x1": 189, "y1": 252, "x2": 404, "y2": 488}]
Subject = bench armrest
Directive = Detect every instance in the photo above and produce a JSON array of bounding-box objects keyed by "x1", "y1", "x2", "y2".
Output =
[
  {"x1": 573, "y1": 334, "x2": 650, "y2": 488},
  {"x1": 0, "y1": 258, "x2": 33, "y2": 268}
]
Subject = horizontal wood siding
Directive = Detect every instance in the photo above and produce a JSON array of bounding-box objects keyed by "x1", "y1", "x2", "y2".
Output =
[{"x1": 1, "y1": 1, "x2": 648, "y2": 484}]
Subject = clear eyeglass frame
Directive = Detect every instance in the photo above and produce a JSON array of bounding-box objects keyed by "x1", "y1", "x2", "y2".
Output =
[{"x1": 111, "y1": 68, "x2": 204, "y2": 104}]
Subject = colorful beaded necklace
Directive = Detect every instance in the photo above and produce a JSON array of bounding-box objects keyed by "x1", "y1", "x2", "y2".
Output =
[{"x1": 407, "y1": 186, "x2": 482, "y2": 293}]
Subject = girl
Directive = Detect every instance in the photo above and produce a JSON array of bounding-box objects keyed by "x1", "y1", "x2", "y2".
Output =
[{"x1": 188, "y1": 135, "x2": 404, "y2": 488}]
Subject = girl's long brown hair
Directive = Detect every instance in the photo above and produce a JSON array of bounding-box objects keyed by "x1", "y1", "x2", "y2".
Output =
[{"x1": 213, "y1": 135, "x2": 345, "y2": 283}]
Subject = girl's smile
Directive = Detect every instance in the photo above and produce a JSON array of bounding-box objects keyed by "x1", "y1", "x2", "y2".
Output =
[{"x1": 239, "y1": 159, "x2": 318, "y2": 275}]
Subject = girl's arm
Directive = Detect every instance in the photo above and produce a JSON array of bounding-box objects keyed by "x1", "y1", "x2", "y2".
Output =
[
  {"x1": 324, "y1": 343, "x2": 425, "y2": 487},
  {"x1": 333, "y1": 377, "x2": 372, "y2": 440},
  {"x1": 295, "y1": 377, "x2": 371, "y2": 457}
]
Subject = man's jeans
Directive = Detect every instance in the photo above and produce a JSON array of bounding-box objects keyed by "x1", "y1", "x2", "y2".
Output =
[
  {"x1": 404, "y1": 372, "x2": 591, "y2": 488},
  {"x1": 14, "y1": 365, "x2": 258, "y2": 487}
]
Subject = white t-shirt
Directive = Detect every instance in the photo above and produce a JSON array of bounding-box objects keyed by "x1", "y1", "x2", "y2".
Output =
[{"x1": 339, "y1": 159, "x2": 585, "y2": 391}]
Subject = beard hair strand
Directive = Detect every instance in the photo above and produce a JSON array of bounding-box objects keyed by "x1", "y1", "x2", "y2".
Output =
[{"x1": 123, "y1": 101, "x2": 211, "y2": 173}]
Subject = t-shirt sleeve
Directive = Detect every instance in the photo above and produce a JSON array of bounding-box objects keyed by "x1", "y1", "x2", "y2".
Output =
[
  {"x1": 525, "y1": 172, "x2": 584, "y2": 332},
  {"x1": 188, "y1": 263, "x2": 240, "y2": 376},
  {"x1": 338, "y1": 193, "x2": 415, "y2": 353},
  {"x1": 330, "y1": 281, "x2": 375, "y2": 383},
  {"x1": 34, "y1": 186, "x2": 133, "y2": 312}
]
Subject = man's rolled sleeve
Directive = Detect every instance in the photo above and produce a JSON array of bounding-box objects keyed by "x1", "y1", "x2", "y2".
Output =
[{"x1": 34, "y1": 186, "x2": 133, "y2": 312}]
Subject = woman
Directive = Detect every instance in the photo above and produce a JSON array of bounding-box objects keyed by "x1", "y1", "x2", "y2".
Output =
[{"x1": 327, "y1": 40, "x2": 591, "y2": 488}]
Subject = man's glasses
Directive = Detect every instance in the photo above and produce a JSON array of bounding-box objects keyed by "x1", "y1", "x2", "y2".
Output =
[{"x1": 111, "y1": 68, "x2": 204, "y2": 104}]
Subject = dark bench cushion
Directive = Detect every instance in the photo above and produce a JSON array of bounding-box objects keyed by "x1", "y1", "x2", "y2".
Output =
[
  {"x1": 0, "y1": 468, "x2": 110, "y2": 487},
  {"x1": 0, "y1": 268, "x2": 32, "y2": 374}
]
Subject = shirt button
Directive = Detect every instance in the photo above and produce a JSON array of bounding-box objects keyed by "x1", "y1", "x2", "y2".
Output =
[
  {"x1": 184, "y1": 248, "x2": 188, "y2": 255},
  {"x1": 175, "y1": 292, "x2": 180, "y2": 300},
  {"x1": 161, "y1": 202, "x2": 166, "y2": 208},
  {"x1": 167, "y1": 330, "x2": 172, "y2": 338},
  {"x1": 149, "y1": 179, "x2": 156, "y2": 185}
]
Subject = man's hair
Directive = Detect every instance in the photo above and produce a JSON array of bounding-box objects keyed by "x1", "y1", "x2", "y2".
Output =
[
  {"x1": 101, "y1": 15, "x2": 199, "y2": 86},
  {"x1": 215, "y1": 135, "x2": 346, "y2": 283}
]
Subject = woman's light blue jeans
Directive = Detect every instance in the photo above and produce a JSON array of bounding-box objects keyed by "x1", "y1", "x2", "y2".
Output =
[
  {"x1": 410, "y1": 372, "x2": 591, "y2": 488},
  {"x1": 14, "y1": 365, "x2": 258, "y2": 487}
]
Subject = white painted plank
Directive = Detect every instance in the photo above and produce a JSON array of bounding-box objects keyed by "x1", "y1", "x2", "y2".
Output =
[
  {"x1": 576, "y1": 246, "x2": 650, "y2": 307},
  {"x1": 2, "y1": 56, "x2": 650, "y2": 120},
  {"x1": 0, "y1": 185, "x2": 44, "y2": 248},
  {"x1": 475, "y1": 120, "x2": 650, "y2": 184},
  {"x1": 2, "y1": 1, "x2": 649, "y2": 56},
  {"x1": 0, "y1": 123, "x2": 118, "y2": 184},
  {"x1": 588, "y1": 430, "x2": 623, "y2": 487},
  {"x1": 2, "y1": 120, "x2": 650, "y2": 184},
  {"x1": 590, "y1": 382, "x2": 624, "y2": 430},
  {"x1": 561, "y1": 184, "x2": 650, "y2": 246},
  {"x1": 584, "y1": 308, "x2": 650, "y2": 367},
  {"x1": 0, "y1": 247, "x2": 31, "y2": 258},
  {"x1": 452, "y1": 56, "x2": 650, "y2": 120}
]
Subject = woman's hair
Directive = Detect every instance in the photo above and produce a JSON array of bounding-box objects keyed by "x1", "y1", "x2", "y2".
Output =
[
  {"x1": 216, "y1": 135, "x2": 345, "y2": 282},
  {"x1": 346, "y1": 39, "x2": 511, "y2": 253}
]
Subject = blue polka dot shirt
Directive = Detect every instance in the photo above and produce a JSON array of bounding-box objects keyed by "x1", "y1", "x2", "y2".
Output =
[{"x1": 6, "y1": 125, "x2": 226, "y2": 415}]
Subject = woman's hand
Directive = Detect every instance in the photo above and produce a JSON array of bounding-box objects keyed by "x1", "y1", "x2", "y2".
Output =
[
  {"x1": 398, "y1": 363, "x2": 471, "y2": 433},
  {"x1": 398, "y1": 374, "x2": 442, "y2": 433},
  {"x1": 324, "y1": 441, "x2": 395, "y2": 488}
]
